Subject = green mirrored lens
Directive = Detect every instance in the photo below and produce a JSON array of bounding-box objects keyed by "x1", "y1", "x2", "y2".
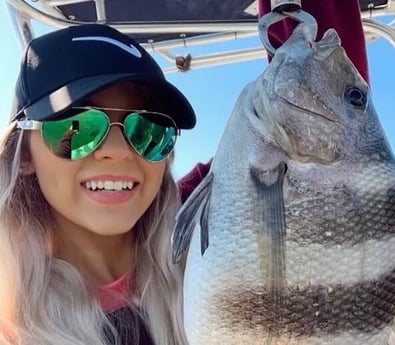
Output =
[
  {"x1": 41, "y1": 110, "x2": 109, "y2": 160},
  {"x1": 124, "y1": 113, "x2": 177, "y2": 161}
]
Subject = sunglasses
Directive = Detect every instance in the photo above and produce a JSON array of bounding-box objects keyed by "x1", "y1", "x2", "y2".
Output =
[{"x1": 17, "y1": 107, "x2": 179, "y2": 162}]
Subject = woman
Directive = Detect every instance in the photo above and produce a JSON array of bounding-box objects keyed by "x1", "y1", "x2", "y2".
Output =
[
  {"x1": 0, "y1": 1, "x2": 368, "y2": 344},
  {"x1": 0, "y1": 24, "x2": 194, "y2": 345}
]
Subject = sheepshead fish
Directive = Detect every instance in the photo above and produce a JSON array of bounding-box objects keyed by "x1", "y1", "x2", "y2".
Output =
[{"x1": 172, "y1": 24, "x2": 395, "y2": 345}]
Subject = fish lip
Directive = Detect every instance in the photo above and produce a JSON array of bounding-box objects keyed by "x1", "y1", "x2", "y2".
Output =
[{"x1": 278, "y1": 96, "x2": 338, "y2": 123}]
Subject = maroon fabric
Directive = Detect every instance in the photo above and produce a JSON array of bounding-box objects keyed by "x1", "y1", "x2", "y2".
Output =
[
  {"x1": 177, "y1": 0, "x2": 369, "y2": 201},
  {"x1": 177, "y1": 159, "x2": 212, "y2": 203}
]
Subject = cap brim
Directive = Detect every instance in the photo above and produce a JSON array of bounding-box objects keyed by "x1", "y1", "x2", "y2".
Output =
[{"x1": 24, "y1": 73, "x2": 196, "y2": 129}]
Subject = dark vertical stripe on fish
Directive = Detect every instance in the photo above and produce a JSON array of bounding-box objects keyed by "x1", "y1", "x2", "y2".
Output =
[
  {"x1": 285, "y1": 181, "x2": 395, "y2": 246},
  {"x1": 214, "y1": 268, "x2": 395, "y2": 336}
]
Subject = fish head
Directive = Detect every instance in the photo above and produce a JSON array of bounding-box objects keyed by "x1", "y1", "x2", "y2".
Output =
[{"x1": 255, "y1": 23, "x2": 393, "y2": 164}]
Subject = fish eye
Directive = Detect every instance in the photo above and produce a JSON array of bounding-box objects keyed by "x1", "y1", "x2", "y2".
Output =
[{"x1": 344, "y1": 86, "x2": 367, "y2": 108}]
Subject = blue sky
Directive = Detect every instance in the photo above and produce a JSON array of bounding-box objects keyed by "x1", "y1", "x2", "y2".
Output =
[{"x1": 0, "y1": 3, "x2": 394, "y2": 179}]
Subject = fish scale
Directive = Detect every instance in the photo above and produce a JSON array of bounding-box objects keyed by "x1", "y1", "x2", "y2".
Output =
[{"x1": 172, "y1": 24, "x2": 395, "y2": 345}]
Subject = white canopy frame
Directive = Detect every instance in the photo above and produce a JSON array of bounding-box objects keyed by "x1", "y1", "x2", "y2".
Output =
[{"x1": 4, "y1": 0, "x2": 395, "y2": 73}]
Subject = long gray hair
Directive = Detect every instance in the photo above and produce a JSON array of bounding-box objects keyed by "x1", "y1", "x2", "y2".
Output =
[{"x1": 0, "y1": 122, "x2": 187, "y2": 345}]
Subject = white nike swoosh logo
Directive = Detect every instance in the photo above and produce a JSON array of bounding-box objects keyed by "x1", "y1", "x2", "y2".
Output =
[{"x1": 72, "y1": 36, "x2": 142, "y2": 58}]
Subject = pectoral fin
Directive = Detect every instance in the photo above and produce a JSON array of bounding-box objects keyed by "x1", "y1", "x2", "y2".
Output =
[
  {"x1": 172, "y1": 172, "x2": 213, "y2": 264},
  {"x1": 250, "y1": 161, "x2": 287, "y2": 336}
]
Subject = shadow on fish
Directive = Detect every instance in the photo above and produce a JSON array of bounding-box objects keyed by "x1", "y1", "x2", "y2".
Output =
[{"x1": 172, "y1": 23, "x2": 395, "y2": 345}]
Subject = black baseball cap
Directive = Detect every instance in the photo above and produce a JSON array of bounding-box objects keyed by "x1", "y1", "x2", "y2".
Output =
[{"x1": 11, "y1": 24, "x2": 196, "y2": 129}]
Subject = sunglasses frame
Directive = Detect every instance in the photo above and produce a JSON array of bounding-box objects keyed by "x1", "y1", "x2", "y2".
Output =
[{"x1": 16, "y1": 106, "x2": 180, "y2": 162}]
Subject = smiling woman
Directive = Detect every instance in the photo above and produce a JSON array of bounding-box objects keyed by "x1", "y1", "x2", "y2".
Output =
[
  {"x1": 0, "y1": 24, "x2": 195, "y2": 345},
  {"x1": 0, "y1": 0, "x2": 391, "y2": 344}
]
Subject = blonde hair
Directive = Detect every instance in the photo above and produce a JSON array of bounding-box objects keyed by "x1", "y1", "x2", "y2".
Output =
[{"x1": 0, "y1": 122, "x2": 187, "y2": 345}]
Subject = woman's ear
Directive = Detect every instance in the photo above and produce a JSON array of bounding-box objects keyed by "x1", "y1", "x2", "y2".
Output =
[
  {"x1": 19, "y1": 149, "x2": 35, "y2": 176},
  {"x1": 19, "y1": 161, "x2": 35, "y2": 176}
]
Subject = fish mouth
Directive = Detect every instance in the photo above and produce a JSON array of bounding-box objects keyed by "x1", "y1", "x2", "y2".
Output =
[
  {"x1": 272, "y1": 95, "x2": 344, "y2": 164},
  {"x1": 278, "y1": 96, "x2": 338, "y2": 123}
]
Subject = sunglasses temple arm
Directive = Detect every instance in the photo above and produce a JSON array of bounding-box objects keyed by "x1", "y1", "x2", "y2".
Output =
[{"x1": 16, "y1": 119, "x2": 42, "y2": 130}]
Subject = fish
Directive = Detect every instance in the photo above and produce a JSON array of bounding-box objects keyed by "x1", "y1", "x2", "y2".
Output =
[{"x1": 172, "y1": 23, "x2": 395, "y2": 345}]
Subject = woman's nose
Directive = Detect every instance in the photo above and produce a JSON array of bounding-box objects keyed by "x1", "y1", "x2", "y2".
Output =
[{"x1": 92, "y1": 124, "x2": 135, "y2": 161}]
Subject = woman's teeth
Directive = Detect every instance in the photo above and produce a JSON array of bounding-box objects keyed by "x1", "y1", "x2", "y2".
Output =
[{"x1": 83, "y1": 181, "x2": 134, "y2": 191}]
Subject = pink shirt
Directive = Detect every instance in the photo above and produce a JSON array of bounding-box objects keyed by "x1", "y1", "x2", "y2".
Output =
[{"x1": 95, "y1": 271, "x2": 131, "y2": 311}]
